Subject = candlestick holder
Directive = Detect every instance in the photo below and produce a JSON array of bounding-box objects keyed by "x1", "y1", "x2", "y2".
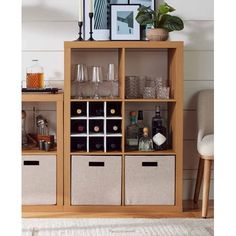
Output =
[
  {"x1": 88, "y1": 12, "x2": 95, "y2": 41},
  {"x1": 75, "y1": 21, "x2": 84, "y2": 41}
]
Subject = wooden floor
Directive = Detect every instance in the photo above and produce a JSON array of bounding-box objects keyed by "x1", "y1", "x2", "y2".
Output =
[{"x1": 22, "y1": 201, "x2": 214, "y2": 219}]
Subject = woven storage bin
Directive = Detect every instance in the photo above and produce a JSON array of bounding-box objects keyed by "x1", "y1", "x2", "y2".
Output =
[
  {"x1": 71, "y1": 155, "x2": 121, "y2": 205},
  {"x1": 125, "y1": 155, "x2": 175, "y2": 205},
  {"x1": 22, "y1": 155, "x2": 56, "y2": 205}
]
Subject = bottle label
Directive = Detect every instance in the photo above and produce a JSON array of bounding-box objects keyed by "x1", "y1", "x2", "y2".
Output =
[
  {"x1": 153, "y1": 133, "x2": 166, "y2": 146},
  {"x1": 127, "y1": 139, "x2": 138, "y2": 146}
]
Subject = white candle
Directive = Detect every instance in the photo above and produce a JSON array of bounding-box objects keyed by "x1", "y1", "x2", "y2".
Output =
[
  {"x1": 79, "y1": 0, "x2": 83, "y2": 22},
  {"x1": 89, "y1": 0, "x2": 94, "y2": 13}
]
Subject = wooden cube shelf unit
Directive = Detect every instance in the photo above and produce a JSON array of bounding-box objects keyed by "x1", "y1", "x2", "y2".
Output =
[
  {"x1": 22, "y1": 93, "x2": 64, "y2": 212},
  {"x1": 64, "y1": 41, "x2": 183, "y2": 214}
]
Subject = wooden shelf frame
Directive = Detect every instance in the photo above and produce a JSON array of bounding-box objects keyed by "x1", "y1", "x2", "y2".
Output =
[
  {"x1": 22, "y1": 93, "x2": 64, "y2": 212},
  {"x1": 63, "y1": 41, "x2": 184, "y2": 215}
]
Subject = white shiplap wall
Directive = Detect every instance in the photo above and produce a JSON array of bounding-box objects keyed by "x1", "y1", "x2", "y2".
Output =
[{"x1": 22, "y1": 0, "x2": 214, "y2": 200}]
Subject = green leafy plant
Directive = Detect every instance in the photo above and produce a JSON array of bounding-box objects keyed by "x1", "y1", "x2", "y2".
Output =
[{"x1": 136, "y1": 2, "x2": 184, "y2": 32}]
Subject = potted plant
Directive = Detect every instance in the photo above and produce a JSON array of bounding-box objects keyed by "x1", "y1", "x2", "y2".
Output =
[{"x1": 136, "y1": 2, "x2": 184, "y2": 41}]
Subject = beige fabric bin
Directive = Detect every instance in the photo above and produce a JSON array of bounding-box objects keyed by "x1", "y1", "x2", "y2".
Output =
[
  {"x1": 22, "y1": 155, "x2": 56, "y2": 205},
  {"x1": 125, "y1": 155, "x2": 175, "y2": 205},
  {"x1": 71, "y1": 156, "x2": 121, "y2": 205}
]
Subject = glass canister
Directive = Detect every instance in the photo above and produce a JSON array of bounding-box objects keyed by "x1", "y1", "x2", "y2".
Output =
[{"x1": 26, "y1": 59, "x2": 44, "y2": 88}]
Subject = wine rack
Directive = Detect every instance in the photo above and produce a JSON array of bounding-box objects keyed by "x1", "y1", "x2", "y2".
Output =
[{"x1": 70, "y1": 101, "x2": 122, "y2": 153}]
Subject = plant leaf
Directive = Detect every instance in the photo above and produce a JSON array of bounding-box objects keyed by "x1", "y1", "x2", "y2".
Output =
[
  {"x1": 159, "y1": 2, "x2": 175, "y2": 14},
  {"x1": 160, "y1": 15, "x2": 184, "y2": 32},
  {"x1": 136, "y1": 12, "x2": 153, "y2": 26}
]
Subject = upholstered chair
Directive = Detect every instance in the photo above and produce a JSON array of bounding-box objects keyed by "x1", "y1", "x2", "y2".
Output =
[{"x1": 193, "y1": 89, "x2": 214, "y2": 218}]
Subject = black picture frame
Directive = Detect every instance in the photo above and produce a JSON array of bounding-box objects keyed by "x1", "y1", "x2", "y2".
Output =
[
  {"x1": 128, "y1": 0, "x2": 155, "y2": 10},
  {"x1": 110, "y1": 4, "x2": 141, "y2": 41}
]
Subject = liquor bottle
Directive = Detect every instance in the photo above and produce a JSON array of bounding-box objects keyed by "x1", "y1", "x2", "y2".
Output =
[
  {"x1": 137, "y1": 110, "x2": 145, "y2": 139},
  {"x1": 139, "y1": 127, "x2": 153, "y2": 151},
  {"x1": 152, "y1": 105, "x2": 167, "y2": 150},
  {"x1": 126, "y1": 111, "x2": 139, "y2": 150}
]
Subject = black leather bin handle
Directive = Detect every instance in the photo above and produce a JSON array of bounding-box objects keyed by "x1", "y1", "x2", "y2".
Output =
[
  {"x1": 89, "y1": 162, "x2": 105, "y2": 167},
  {"x1": 142, "y1": 162, "x2": 158, "y2": 167},
  {"x1": 24, "y1": 161, "x2": 40, "y2": 166}
]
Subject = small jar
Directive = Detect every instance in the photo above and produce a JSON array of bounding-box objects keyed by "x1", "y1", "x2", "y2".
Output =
[{"x1": 26, "y1": 59, "x2": 44, "y2": 88}]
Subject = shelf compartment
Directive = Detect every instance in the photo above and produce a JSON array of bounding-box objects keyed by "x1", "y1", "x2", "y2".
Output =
[
  {"x1": 71, "y1": 137, "x2": 87, "y2": 152},
  {"x1": 89, "y1": 137, "x2": 104, "y2": 152},
  {"x1": 106, "y1": 119, "x2": 122, "y2": 134},
  {"x1": 106, "y1": 137, "x2": 122, "y2": 152},
  {"x1": 71, "y1": 119, "x2": 87, "y2": 134},
  {"x1": 106, "y1": 102, "x2": 122, "y2": 117},
  {"x1": 89, "y1": 102, "x2": 104, "y2": 117},
  {"x1": 89, "y1": 119, "x2": 104, "y2": 134},
  {"x1": 71, "y1": 102, "x2": 87, "y2": 117}
]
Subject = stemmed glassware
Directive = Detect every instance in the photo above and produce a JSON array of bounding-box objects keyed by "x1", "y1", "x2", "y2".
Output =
[
  {"x1": 107, "y1": 64, "x2": 117, "y2": 98},
  {"x1": 91, "y1": 66, "x2": 103, "y2": 99},
  {"x1": 75, "y1": 64, "x2": 88, "y2": 99}
]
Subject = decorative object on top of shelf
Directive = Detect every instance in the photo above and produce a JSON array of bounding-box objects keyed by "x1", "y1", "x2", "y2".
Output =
[
  {"x1": 84, "y1": 0, "x2": 129, "y2": 40},
  {"x1": 135, "y1": 2, "x2": 184, "y2": 41},
  {"x1": 129, "y1": 0, "x2": 155, "y2": 40},
  {"x1": 110, "y1": 4, "x2": 140, "y2": 40},
  {"x1": 26, "y1": 59, "x2": 44, "y2": 89},
  {"x1": 76, "y1": 21, "x2": 84, "y2": 41}
]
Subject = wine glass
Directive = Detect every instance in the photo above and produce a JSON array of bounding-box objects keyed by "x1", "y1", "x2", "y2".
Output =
[
  {"x1": 91, "y1": 66, "x2": 103, "y2": 99},
  {"x1": 107, "y1": 64, "x2": 117, "y2": 98},
  {"x1": 75, "y1": 64, "x2": 88, "y2": 99}
]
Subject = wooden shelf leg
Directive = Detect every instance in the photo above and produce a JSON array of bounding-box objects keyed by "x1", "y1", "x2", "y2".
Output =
[{"x1": 202, "y1": 159, "x2": 212, "y2": 218}]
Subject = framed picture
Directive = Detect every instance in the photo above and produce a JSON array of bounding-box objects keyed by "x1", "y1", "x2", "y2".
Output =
[
  {"x1": 129, "y1": 0, "x2": 155, "y2": 10},
  {"x1": 110, "y1": 4, "x2": 140, "y2": 40},
  {"x1": 84, "y1": 0, "x2": 128, "y2": 40}
]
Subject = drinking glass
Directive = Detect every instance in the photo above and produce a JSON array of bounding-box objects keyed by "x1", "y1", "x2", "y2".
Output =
[
  {"x1": 107, "y1": 64, "x2": 117, "y2": 98},
  {"x1": 75, "y1": 64, "x2": 88, "y2": 99},
  {"x1": 92, "y1": 66, "x2": 103, "y2": 99},
  {"x1": 125, "y1": 76, "x2": 139, "y2": 99}
]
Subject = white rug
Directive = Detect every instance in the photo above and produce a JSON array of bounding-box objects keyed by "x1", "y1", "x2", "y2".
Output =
[{"x1": 22, "y1": 218, "x2": 214, "y2": 236}]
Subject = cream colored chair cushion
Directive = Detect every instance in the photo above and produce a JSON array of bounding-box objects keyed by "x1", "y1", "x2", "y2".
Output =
[{"x1": 197, "y1": 134, "x2": 214, "y2": 158}]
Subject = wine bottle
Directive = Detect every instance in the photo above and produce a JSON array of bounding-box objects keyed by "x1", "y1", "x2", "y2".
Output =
[
  {"x1": 77, "y1": 125, "x2": 85, "y2": 133},
  {"x1": 152, "y1": 106, "x2": 167, "y2": 150},
  {"x1": 93, "y1": 125, "x2": 100, "y2": 133}
]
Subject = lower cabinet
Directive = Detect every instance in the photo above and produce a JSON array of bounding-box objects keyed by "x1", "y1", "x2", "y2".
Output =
[
  {"x1": 22, "y1": 155, "x2": 57, "y2": 205},
  {"x1": 71, "y1": 155, "x2": 122, "y2": 205},
  {"x1": 125, "y1": 155, "x2": 175, "y2": 205}
]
